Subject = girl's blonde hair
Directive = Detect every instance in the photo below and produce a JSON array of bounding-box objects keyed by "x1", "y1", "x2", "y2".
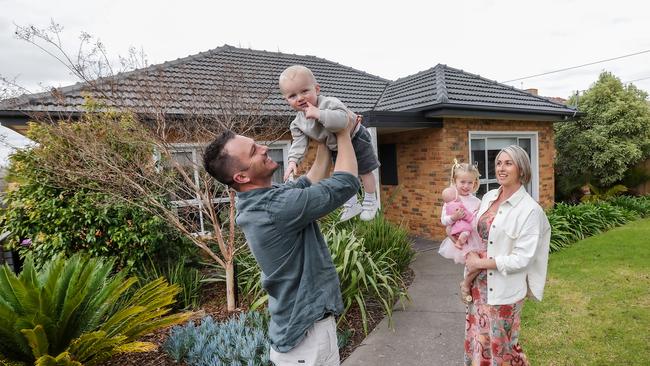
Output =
[{"x1": 449, "y1": 159, "x2": 481, "y2": 193}]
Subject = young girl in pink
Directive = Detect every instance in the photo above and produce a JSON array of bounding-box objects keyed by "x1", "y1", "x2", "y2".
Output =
[{"x1": 438, "y1": 161, "x2": 484, "y2": 303}]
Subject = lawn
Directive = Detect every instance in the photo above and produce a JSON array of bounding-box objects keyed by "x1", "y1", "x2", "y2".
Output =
[{"x1": 522, "y1": 218, "x2": 650, "y2": 365}]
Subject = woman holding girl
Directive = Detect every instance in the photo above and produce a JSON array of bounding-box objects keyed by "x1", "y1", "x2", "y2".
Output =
[{"x1": 463, "y1": 145, "x2": 551, "y2": 365}]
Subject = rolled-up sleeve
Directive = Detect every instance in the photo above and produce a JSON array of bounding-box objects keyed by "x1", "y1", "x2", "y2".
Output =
[
  {"x1": 495, "y1": 209, "x2": 543, "y2": 275},
  {"x1": 274, "y1": 172, "x2": 360, "y2": 232}
]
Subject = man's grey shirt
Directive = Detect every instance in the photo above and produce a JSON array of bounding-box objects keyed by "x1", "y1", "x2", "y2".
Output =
[{"x1": 235, "y1": 172, "x2": 360, "y2": 352}]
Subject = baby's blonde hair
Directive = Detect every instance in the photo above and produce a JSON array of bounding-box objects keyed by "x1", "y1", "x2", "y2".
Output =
[
  {"x1": 279, "y1": 65, "x2": 317, "y2": 91},
  {"x1": 449, "y1": 159, "x2": 481, "y2": 193}
]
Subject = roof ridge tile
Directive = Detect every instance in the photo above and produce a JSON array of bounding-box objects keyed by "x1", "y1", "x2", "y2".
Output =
[{"x1": 435, "y1": 64, "x2": 449, "y2": 103}]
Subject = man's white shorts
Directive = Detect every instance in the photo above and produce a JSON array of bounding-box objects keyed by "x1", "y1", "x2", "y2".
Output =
[{"x1": 270, "y1": 315, "x2": 340, "y2": 366}]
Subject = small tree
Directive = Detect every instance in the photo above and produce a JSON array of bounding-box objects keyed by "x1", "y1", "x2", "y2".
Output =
[
  {"x1": 3, "y1": 22, "x2": 287, "y2": 311},
  {"x1": 555, "y1": 71, "x2": 650, "y2": 195}
]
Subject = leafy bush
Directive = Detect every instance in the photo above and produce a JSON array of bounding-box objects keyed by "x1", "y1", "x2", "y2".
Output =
[
  {"x1": 0, "y1": 253, "x2": 190, "y2": 365},
  {"x1": 164, "y1": 312, "x2": 270, "y2": 366},
  {"x1": 326, "y1": 227, "x2": 408, "y2": 333},
  {"x1": 1, "y1": 107, "x2": 196, "y2": 271},
  {"x1": 354, "y1": 213, "x2": 415, "y2": 272},
  {"x1": 230, "y1": 211, "x2": 411, "y2": 333},
  {"x1": 607, "y1": 195, "x2": 650, "y2": 217},
  {"x1": 135, "y1": 257, "x2": 203, "y2": 310},
  {"x1": 1, "y1": 146, "x2": 190, "y2": 270},
  {"x1": 233, "y1": 247, "x2": 267, "y2": 309},
  {"x1": 547, "y1": 199, "x2": 646, "y2": 252}
]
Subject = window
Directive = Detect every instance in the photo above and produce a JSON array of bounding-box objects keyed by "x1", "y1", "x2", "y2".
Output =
[
  {"x1": 378, "y1": 144, "x2": 398, "y2": 185},
  {"x1": 169, "y1": 140, "x2": 290, "y2": 234},
  {"x1": 468, "y1": 132, "x2": 538, "y2": 200}
]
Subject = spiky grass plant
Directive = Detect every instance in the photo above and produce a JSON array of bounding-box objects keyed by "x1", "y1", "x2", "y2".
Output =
[{"x1": 0, "y1": 253, "x2": 191, "y2": 365}]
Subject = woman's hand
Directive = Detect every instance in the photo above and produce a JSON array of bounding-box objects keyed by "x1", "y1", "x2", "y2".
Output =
[{"x1": 465, "y1": 252, "x2": 481, "y2": 272}]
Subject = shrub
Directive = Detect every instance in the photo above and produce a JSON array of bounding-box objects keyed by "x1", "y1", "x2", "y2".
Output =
[
  {"x1": 1, "y1": 146, "x2": 190, "y2": 270},
  {"x1": 135, "y1": 256, "x2": 203, "y2": 310},
  {"x1": 230, "y1": 211, "x2": 411, "y2": 333},
  {"x1": 326, "y1": 227, "x2": 408, "y2": 333},
  {"x1": 0, "y1": 253, "x2": 191, "y2": 365},
  {"x1": 164, "y1": 312, "x2": 270, "y2": 366},
  {"x1": 1, "y1": 111, "x2": 195, "y2": 271},
  {"x1": 547, "y1": 198, "x2": 647, "y2": 252},
  {"x1": 607, "y1": 195, "x2": 650, "y2": 217},
  {"x1": 233, "y1": 247, "x2": 267, "y2": 308},
  {"x1": 354, "y1": 213, "x2": 415, "y2": 272}
]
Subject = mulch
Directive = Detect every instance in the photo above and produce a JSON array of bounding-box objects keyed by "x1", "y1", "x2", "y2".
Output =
[{"x1": 100, "y1": 266, "x2": 415, "y2": 365}]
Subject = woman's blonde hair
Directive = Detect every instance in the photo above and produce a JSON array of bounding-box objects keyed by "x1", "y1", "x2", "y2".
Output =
[
  {"x1": 449, "y1": 159, "x2": 481, "y2": 193},
  {"x1": 496, "y1": 145, "x2": 532, "y2": 185}
]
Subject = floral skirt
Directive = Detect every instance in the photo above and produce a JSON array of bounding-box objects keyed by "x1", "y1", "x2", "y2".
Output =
[{"x1": 464, "y1": 268, "x2": 528, "y2": 365}]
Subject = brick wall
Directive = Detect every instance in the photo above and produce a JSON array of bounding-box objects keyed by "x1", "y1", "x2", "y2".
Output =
[{"x1": 379, "y1": 118, "x2": 555, "y2": 240}]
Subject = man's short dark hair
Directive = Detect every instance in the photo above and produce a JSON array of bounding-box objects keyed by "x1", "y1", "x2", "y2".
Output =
[{"x1": 203, "y1": 130, "x2": 238, "y2": 186}]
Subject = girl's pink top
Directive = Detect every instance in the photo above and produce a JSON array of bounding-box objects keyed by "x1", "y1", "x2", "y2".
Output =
[{"x1": 438, "y1": 193, "x2": 484, "y2": 264}]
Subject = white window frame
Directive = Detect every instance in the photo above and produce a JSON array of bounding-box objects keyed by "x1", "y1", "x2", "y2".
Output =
[
  {"x1": 468, "y1": 131, "x2": 539, "y2": 200},
  {"x1": 170, "y1": 140, "x2": 291, "y2": 234}
]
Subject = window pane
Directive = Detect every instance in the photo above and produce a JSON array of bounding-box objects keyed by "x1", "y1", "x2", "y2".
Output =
[
  {"x1": 168, "y1": 151, "x2": 198, "y2": 200},
  {"x1": 487, "y1": 149, "x2": 500, "y2": 180},
  {"x1": 518, "y1": 138, "x2": 531, "y2": 157},
  {"x1": 177, "y1": 206, "x2": 203, "y2": 233},
  {"x1": 171, "y1": 151, "x2": 193, "y2": 166},
  {"x1": 379, "y1": 144, "x2": 398, "y2": 185},
  {"x1": 471, "y1": 139, "x2": 486, "y2": 180},
  {"x1": 486, "y1": 138, "x2": 517, "y2": 150},
  {"x1": 267, "y1": 148, "x2": 285, "y2": 184},
  {"x1": 202, "y1": 201, "x2": 230, "y2": 234},
  {"x1": 485, "y1": 137, "x2": 517, "y2": 180},
  {"x1": 476, "y1": 183, "x2": 488, "y2": 198}
]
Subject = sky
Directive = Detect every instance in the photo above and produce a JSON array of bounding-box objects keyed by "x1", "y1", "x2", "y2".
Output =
[{"x1": 1, "y1": 0, "x2": 649, "y2": 97}]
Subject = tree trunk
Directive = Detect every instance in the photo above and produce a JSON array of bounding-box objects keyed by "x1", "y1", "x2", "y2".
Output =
[{"x1": 225, "y1": 260, "x2": 236, "y2": 311}]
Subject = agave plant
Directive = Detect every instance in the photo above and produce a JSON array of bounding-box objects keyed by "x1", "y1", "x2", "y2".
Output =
[{"x1": 0, "y1": 253, "x2": 191, "y2": 365}]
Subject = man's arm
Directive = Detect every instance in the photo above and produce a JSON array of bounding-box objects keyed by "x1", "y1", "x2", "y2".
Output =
[
  {"x1": 304, "y1": 111, "x2": 357, "y2": 183},
  {"x1": 332, "y1": 112, "x2": 358, "y2": 176},
  {"x1": 274, "y1": 113, "x2": 360, "y2": 231},
  {"x1": 305, "y1": 142, "x2": 331, "y2": 184}
]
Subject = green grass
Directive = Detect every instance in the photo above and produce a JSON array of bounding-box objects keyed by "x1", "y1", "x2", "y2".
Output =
[{"x1": 522, "y1": 218, "x2": 650, "y2": 365}]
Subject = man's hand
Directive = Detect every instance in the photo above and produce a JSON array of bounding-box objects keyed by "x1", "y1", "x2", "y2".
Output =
[
  {"x1": 451, "y1": 207, "x2": 465, "y2": 221},
  {"x1": 284, "y1": 161, "x2": 297, "y2": 181},
  {"x1": 304, "y1": 102, "x2": 321, "y2": 120},
  {"x1": 336, "y1": 111, "x2": 359, "y2": 137}
]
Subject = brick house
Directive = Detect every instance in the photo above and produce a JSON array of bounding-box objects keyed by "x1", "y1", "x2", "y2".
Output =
[{"x1": 0, "y1": 45, "x2": 577, "y2": 240}]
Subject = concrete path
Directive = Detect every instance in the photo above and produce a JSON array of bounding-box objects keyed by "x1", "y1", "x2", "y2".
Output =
[{"x1": 342, "y1": 238, "x2": 466, "y2": 366}]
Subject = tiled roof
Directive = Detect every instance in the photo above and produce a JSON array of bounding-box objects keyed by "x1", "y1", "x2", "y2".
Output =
[
  {"x1": 375, "y1": 64, "x2": 575, "y2": 115},
  {"x1": 0, "y1": 45, "x2": 389, "y2": 117},
  {"x1": 0, "y1": 46, "x2": 577, "y2": 118}
]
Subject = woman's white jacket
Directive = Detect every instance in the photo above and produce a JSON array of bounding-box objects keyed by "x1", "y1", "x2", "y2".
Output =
[{"x1": 478, "y1": 185, "x2": 551, "y2": 305}]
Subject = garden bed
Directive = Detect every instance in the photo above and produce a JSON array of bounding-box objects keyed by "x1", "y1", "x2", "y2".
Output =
[{"x1": 101, "y1": 267, "x2": 415, "y2": 365}]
